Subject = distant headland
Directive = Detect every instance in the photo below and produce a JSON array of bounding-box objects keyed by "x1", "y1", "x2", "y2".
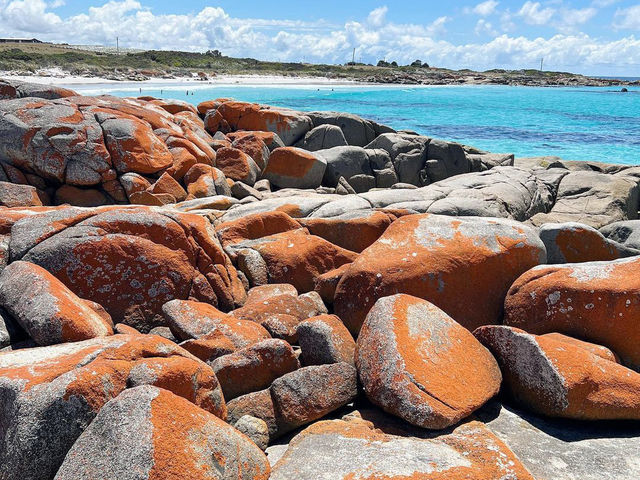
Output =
[{"x1": 1, "y1": 40, "x2": 638, "y2": 87}]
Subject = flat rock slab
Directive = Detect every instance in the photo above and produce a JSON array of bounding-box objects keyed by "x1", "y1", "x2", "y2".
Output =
[{"x1": 478, "y1": 401, "x2": 640, "y2": 480}]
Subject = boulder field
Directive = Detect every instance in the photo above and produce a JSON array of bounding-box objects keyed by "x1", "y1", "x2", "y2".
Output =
[{"x1": 0, "y1": 79, "x2": 639, "y2": 480}]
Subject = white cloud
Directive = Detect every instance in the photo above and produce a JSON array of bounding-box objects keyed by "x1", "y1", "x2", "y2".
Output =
[
  {"x1": 367, "y1": 6, "x2": 388, "y2": 28},
  {"x1": 518, "y1": 1, "x2": 555, "y2": 25},
  {"x1": 471, "y1": 0, "x2": 499, "y2": 16},
  {"x1": 557, "y1": 7, "x2": 597, "y2": 30},
  {"x1": 0, "y1": 2, "x2": 639, "y2": 74},
  {"x1": 475, "y1": 19, "x2": 498, "y2": 36},
  {"x1": 614, "y1": 5, "x2": 640, "y2": 30}
]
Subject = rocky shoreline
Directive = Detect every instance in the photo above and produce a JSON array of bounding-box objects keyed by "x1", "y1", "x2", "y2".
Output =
[{"x1": 0, "y1": 77, "x2": 639, "y2": 480}]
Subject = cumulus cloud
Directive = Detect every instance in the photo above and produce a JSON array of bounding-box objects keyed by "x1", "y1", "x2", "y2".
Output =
[
  {"x1": 0, "y1": 1, "x2": 638, "y2": 74},
  {"x1": 467, "y1": 1, "x2": 500, "y2": 16},
  {"x1": 614, "y1": 5, "x2": 640, "y2": 30},
  {"x1": 518, "y1": 1, "x2": 556, "y2": 25}
]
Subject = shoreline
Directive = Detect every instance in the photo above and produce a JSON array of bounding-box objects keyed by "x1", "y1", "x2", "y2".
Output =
[{"x1": 2, "y1": 68, "x2": 639, "y2": 91}]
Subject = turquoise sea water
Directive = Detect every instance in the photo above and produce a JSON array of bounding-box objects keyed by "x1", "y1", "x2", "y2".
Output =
[{"x1": 90, "y1": 83, "x2": 640, "y2": 165}]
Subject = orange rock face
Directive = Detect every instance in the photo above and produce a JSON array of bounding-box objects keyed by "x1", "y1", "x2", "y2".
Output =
[
  {"x1": 503, "y1": 256, "x2": 640, "y2": 370},
  {"x1": 0, "y1": 261, "x2": 113, "y2": 345},
  {"x1": 0, "y1": 93, "x2": 215, "y2": 206},
  {"x1": 204, "y1": 101, "x2": 312, "y2": 146},
  {"x1": 162, "y1": 299, "x2": 271, "y2": 347},
  {"x1": 237, "y1": 228, "x2": 358, "y2": 293},
  {"x1": 298, "y1": 210, "x2": 396, "y2": 253},
  {"x1": 232, "y1": 134, "x2": 270, "y2": 170},
  {"x1": 539, "y1": 222, "x2": 629, "y2": 263},
  {"x1": 215, "y1": 210, "x2": 302, "y2": 247},
  {"x1": 356, "y1": 294, "x2": 501, "y2": 429},
  {"x1": 270, "y1": 417, "x2": 535, "y2": 480},
  {"x1": 541, "y1": 333, "x2": 620, "y2": 363},
  {"x1": 183, "y1": 163, "x2": 230, "y2": 198},
  {"x1": 54, "y1": 385, "x2": 270, "y2": 480},
  {"x1": 335, "y1": 214, "x2": 546, "y2": 335},
  {"x1": 212, "y1": 338, "x2": 299, "y2": 400},
  {"x1": 179, "y1": 331, "x2": 236, "y2": 362},
  {"x1": 262, "y1": 147, "x2": 326, "y2": 189},
  {"x1": 8, "y1": 206, "x2": 245, "y2": 332},
  {"x1": 0, "y1": 334, "x2": 227, "y2": 480},
  {"x1": 475, "y1": 325, "x2": 640, "y2": 420},
  {"x1": 215, "y1": 147, "x2": 260, "y2": 185}
]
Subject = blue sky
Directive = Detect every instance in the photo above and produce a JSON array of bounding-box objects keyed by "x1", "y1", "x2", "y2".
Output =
[{"x1": 2, "y1": 0, "x2": 640, "y2": 75}]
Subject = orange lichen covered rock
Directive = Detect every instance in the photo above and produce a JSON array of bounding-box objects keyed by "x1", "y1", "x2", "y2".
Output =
[
  {"x1": 54, "y1": 385, "x2": 270, "y2": 480},
  {"x1": 270, "y1": 416, "x2": 534, "y2": 480},
  {"x1": 298, "y1": 210, "x2": 396, "y2": 253},
  {"x1": 183, "y1": 163, "x2": 231, "y2": 198},
  {"x1": 215, "y1": 210, "x2": 302, "y2": 247},
  {"x1": 541, "y1": 333, "x2": 620, "y2": 363},
  {"x1": 474, "y1": 325, "x2": 640, "y2": 420},
  {"x1": 244, "y1": 283, "x2": 298, "y2": 304},
  {"x1": 539, "y1": 222, "x2": 635, "y2": 263},
  {"x1": 313, "y1": 263, "x2": 351, "y2": 304},
  {"x1": 9, "y1": 206, "x2": 245, "y2": 332},
  {"x1": 232, "y1": 228, "x2": 357, "y2": 293},
  {"x1": 212, "y1": 338, "x2": 299, "y2": 400},
  {"x1": 0, "y1": 334, "x2": 226, "y2": 480},
  {"x1": 335, "y1": 214, "x2": 546, "y2": 335},
  {"x1": 232, "y1": 134, "x2": 270, "y2": 170},
  {"x1": 148, "y1": 171, "x2": 187, "y2": 202},
  {"x1": 0, "y1": 261, "x2": 113, "y2": 345},
  {"x1": 0, "y1": 182, "x2": 46, "y2": 207},
  {"x1": 297, "y1": 314, "x2": 355, "y2": 366},
  {"x1": 356, "y1": 294, "x2": 501, "y2": 429},
  {"x1": 162, "y1": 299, "x2": 270, "y2": 347},
  {"x1": 0, "y1": 91, "x2": 216, "y2": 206},
  {"x1": 503, "y1": 256, "x2": 640, "y2": 370},
  {"x1": 226, "y1": 130, "x2": 284, "y2": 151},
  {"x1": 263, "y1": 147, "x2": 326, "y2": 189},
  {"x1": 179, "y1": 331, "x2": 236, "y2": 363},
  {"x1": 204, "y1": 101, "x2": 312, "y2": 146},
  {"x1": 216, "y1": 147, "x2": 261, "y2": 185}
]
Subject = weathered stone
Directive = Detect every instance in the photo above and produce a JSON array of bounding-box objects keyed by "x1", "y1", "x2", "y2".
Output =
[
  {"x1": 0, "y1": 334, "x2": 226, "y2": 480},
  {"x1": 475, "y1": 326, "x2": 640, "y2": 420},
  {"x1": 335, "y1": 214, "x2": 546, "y2": 334},
  {"x1": 270, "y1": 362, "x2": 357, "y2": 431},
  {"x1": 54, "y1": 385, "x2": 269, "y2": 480},
  {"x1": 162, "y1": 299, "x2": 270, "y2": 346},
  {"x1": 212, "y1": 339, "x2": 299, "y2": 400},
  {"x1": 0, "y1": 261, "x2": 113, "y2": 345},
  {"x1": 263, "y1": 147, "x2": 327, "y2": 190},
  {"x1": 270, "y1": 416, "x2": 534, "y2": 480},
  {"x1": 504, "y1": 256, "x2": 640, "y2": 370},
  {"x1": 297, "y1": 314, "x2": 355, "y2": 366},
  {"x1": 356, "y1": 294, "x2": 501, "y2": 429}
]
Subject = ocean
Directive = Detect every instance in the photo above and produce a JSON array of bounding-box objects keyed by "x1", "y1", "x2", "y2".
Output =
[{"x1": 83, "y1": 83, "x2": 640, "y2": 165}]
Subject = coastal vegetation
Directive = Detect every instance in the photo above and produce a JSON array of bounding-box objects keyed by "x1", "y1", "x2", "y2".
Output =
[{"x1": 0, "y1": 42, "x2": 633, "y2": 86}]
